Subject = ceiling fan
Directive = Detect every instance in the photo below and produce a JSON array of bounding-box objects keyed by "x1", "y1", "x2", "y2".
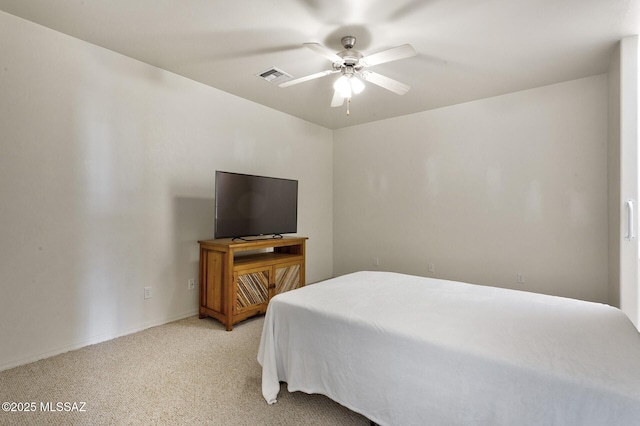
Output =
[{"x1": 280, "y1": 36, "x2": 417, "y2": 112}]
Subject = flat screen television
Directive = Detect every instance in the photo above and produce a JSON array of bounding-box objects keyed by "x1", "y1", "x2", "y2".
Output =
[{"x1": 214, "y1": 171, "x2": 298, "y2": 239}]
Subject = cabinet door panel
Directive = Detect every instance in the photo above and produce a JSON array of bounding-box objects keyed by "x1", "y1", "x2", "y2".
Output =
[
  {"x1": 236, "y1": 268, "x2": 269, "y2": 311},
  {"x1": 275, "y1": 263, "x2": 301, "y2": 295}
]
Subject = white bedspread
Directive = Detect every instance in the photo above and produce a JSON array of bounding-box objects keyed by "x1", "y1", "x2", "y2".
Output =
[{"x1": 257, "y1": 271, "x2": 640, "y2": 426}]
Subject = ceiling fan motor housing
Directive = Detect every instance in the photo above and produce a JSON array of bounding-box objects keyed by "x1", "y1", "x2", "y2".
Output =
[
  {"x1": 336, "y1": 36, "x2": 363, "y2": 68},
  {"x1": 335, "y1": 37, "x2": 364, "y2": 73}
]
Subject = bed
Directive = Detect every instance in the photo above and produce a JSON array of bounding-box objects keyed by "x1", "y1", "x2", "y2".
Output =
[{"x1": 257, "y1": 271, "x2": 640, "y2": 426}]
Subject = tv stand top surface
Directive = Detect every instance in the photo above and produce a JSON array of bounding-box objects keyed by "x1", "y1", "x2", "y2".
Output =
[{"x1": 198, "y1": 236, "x2": 307, "y2": 253}]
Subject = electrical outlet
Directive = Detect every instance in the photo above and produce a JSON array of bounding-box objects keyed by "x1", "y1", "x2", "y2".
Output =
[
  {"x1": 517, "y1": 273, "x2": 525, "y2": 284},
  {"x1": 144, "y1": 286, "x2": 152, "y2": 299},
  {"x1": 428, "y1": 263, "x2": 435, "y2": 273},
  {"x1": 188, "y1": 278, "x2": 195, "y2": 290}
]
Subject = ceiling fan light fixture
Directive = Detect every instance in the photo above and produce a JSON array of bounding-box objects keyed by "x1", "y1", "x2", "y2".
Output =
[
  {"x1": 351, "y1": 76, "x2": 365, "y2": 94},
  {"x1": 334, "y1": 74, "x2": 365, "y2": 98},
  {"x1": 333, "y1": 75, "x2": 352, "y2": 98}
]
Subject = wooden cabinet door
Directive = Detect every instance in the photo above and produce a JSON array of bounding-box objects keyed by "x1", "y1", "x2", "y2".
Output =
[
  {"x1": 274, "y1": 261, "x2": 302, "y2": 295},
  {"x1": 234, "y1": 266, "x2": 270, "y2": 314}
]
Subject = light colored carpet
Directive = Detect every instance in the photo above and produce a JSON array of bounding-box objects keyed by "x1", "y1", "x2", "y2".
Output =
[{"x1": 0, "y1": 315, "x2": 369, "y2": 425}]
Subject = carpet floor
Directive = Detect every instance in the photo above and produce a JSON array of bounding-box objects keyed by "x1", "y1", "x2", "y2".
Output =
[{"x1": 0, "y1": 315, "x2": 369, "y2": 425}]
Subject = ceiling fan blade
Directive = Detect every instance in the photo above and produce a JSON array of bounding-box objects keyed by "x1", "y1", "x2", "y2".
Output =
[
  {"x1": 360, "y1": 44, "x2": 417, "y2": 67},
  {"x1": 361, "y1": 71, "x2": 411, "y2": 95},
  {"x1": 279, "y1": 70, "x2": 338, "y2": 87},
  {"x1": 331, "y1": 91, "x2": 345, "y2": 107},
  {"x1": 303, "y1": 42, "x2": 343, "y2": 63}
]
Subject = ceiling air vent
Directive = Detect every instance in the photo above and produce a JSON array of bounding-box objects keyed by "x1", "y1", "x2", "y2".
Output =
[{"x1": 256, "y1": 67, "x2": 292, "y2": 85}]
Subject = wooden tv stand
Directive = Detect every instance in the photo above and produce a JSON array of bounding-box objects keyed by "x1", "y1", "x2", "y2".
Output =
[{"x1": 198, "y1": 236, "x2": 307, "y2": 331}]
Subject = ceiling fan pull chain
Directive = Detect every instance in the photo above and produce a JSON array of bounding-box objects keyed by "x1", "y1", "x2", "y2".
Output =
[{"x1": 346, "y1": 97, "x2": 351, "y2": 116}]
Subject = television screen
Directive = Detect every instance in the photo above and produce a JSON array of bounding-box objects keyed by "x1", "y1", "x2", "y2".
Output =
[{"x1": 214, "y1": 171, "x2": 298, "y2": 239}]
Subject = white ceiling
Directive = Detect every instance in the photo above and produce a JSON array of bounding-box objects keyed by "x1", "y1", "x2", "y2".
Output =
[{"x1": 1, "y1": 0, "x2": 638, "y2": 129}]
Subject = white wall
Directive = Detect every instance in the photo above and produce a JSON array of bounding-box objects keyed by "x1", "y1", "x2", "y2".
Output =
[
  {"x1": 334, "y1": 75, "x2": 609, "y2": 303},
  {"x1": 0, "y1": 11, "x2": 333, "y2": 371}
]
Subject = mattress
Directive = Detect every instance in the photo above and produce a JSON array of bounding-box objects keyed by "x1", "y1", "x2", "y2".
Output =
[{"x1": 257, "y1": 271, "x2": 640, "y2": 426}]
